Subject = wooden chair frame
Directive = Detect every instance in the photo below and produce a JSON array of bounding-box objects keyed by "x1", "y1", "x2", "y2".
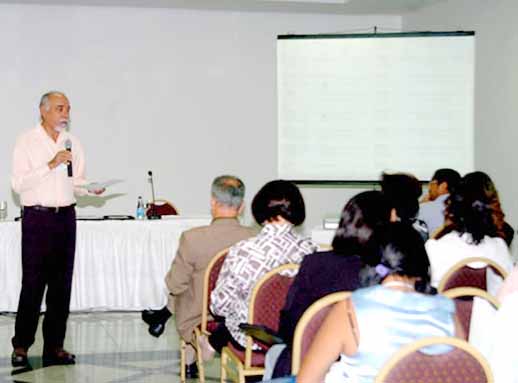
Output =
[
  {"x1": 375, "y1": 336, "x2": 494, "y2": 383},
  {"x1": 437, "y1": 256, "x2": 508, "y2": 293},
  {"x1": 180, "y1": 248, "x2": 228, "y2": 383},
  {"x1": 291, "y1": 291, "x2": 351, "y2": 375},
  {"x1": 220, "y1": 263, "x2": 300, "y2": 383},
  {"x1": 442, "y1": 287, "x2": 500, "y2": 308},
  {"x1": 442, "y1": 287, "x2": 500, "y2": 341}
]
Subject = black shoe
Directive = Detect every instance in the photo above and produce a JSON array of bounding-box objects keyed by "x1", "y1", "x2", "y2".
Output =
[
  {"x1": 142, "y1": 307, "x2": 171, "y2": 326},
  {"x1": 185, "y1": 362, "x2": 199, "y2": 379},
  {"x1": 245, "y1": 376, "x2": 263, "y2": 382},
  {"x1": 42, "y1": 348, "x2": 76, "y2": 366},
  {"x1": 148, "y1": 321, "x2": 166, "y2": 338},
  {"x1": 142, "y1": 309, "x2": 160, "y2": 325},
  {"x1": 11, "y1": 348, "x2": 28, "y2": 368}
]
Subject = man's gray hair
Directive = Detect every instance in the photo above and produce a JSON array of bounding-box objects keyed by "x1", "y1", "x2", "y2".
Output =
[
  {"x1": 39, "y1": 91, "x2": 67, "y2": 111},
  {"x1": 211, "y1": 175, "x2": 245, "y2": 208}
]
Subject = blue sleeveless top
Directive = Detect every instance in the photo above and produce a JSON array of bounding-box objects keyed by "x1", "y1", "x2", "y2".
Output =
[{"x1": 326, "y1": 285, "x2": 455, "y2": 383}]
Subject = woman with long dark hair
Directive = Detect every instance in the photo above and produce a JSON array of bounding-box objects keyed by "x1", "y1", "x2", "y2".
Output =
[
  {"x1": 268, "y1": 190, "x2": 391, "y2": 378},
  {"x1": 427, "y1": 171, "x2": 513, "y2": 287},
  {"x1": 295, "y1": 223, "x2": 460, "y2": 383},
  {"x1": 380, "y1": 172, "x2": 429, "y2": 240}
]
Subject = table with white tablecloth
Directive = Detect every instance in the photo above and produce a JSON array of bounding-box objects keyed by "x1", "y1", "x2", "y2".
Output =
[
  {"x1": 311, "y1": 227, "x2": 335, "y2": 248},
  {"x1": 0, "y1": 216, "x2": 211, "y2": 312}
]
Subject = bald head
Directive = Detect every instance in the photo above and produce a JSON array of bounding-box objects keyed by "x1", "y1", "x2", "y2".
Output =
[{"x1": 211, "y1": 175, "x2": 245, "y2": 208}]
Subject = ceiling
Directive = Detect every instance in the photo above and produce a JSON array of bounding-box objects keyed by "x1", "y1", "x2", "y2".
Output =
[{"x1": 0, "y1": 0, "x2": 447, "y2": 15}]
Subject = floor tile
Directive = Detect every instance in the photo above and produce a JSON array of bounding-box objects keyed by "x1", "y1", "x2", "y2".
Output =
[{"x1": 0, "y1": 312, "x2": 223, "y2": 383}]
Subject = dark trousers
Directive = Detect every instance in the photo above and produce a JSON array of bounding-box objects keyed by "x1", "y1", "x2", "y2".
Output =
[
  {"x1": 208, "y1": 322, "x2": 244, "y2": 353},
  {"x1": 272, "y1": 346, "x2": 291, "y2": 378},
  {"x1": 12, "y1": 206, "x2": 76, "y2": 351}
]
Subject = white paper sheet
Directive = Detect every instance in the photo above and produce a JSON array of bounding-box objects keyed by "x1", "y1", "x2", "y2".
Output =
[{"x1": 79, "y1": 179, "x2": 124, "y2": 192}]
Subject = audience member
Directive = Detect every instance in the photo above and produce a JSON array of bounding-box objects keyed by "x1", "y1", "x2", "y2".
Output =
[
  {"x1": 468, "y1": 266, "x2": 518, "y2": 383},
  {"x1": 485, "y1": 290, "x2": 518, "y2": 383},
  {"x1": 141, "y1": 175, "x2": 255, "y2": 379},
  {"x1": 207, "y1": 180, "x2": 318, "y2": 355},
  {"x1": 380, "y1": 172, "x2": 428, "y2": 240},
  {"x1": 418, "y1": 168, "x2": 461, "y2": 236},
  {"x1": 427, "y1": 171, "x2": 513, "y2": 287},
  {"x1": 295, "y1": 223, "x2": 460, "y2": 383},
  {"x1": 268, "y1": 191, "x2": 391, "y2": 378}
]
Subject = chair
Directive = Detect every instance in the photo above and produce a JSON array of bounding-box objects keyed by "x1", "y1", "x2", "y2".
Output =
[
  {"x1": 179, "y1": 248, "x2": 228, "y2": 383},
  {"x1": 146, "y1": 199, "x2": 179, "y2": 217},
  {"x1": 442, "y1": 287, "x2": 500, "y2": 340},
  {"x1": 374, "y1": 336, "x2": 494, "y2": 383},
  {"x1": 220, "y1": 263, "x2": 299, "y2": 383},
  {"x1": 437, "y1": 257, "x2": 508, "y2": 293},
  {"x1": 291, "y1": 291, "x2": 351, "y2": 375}
]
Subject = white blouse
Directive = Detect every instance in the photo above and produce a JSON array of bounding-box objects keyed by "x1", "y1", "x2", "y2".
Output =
[{"x1": 425, "y1": 231, "x2": 514, "y2": 288}]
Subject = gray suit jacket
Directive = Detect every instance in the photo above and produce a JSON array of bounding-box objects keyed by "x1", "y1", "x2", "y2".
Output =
[{"x1": 165, "y1": 217, "x2": 256, "y2": 342}]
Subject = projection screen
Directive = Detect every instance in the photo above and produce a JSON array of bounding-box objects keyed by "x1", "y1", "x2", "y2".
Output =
[{"x1": 277, "y1": 32, "x2": 475, "y2": 182}]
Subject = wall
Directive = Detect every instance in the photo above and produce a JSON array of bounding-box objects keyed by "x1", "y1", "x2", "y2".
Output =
[
  {"x1": 0, "y1": 4, "x2": 400, "y2": 233},
  {"x1": 404, "y1": 0, "x2": 518, "y2": 232}
]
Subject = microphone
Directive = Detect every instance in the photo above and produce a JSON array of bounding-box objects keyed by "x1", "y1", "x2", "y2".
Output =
[
  {"x1": 65, "y1": 139, "x2": 73, "y2": 177},
  {"x1": 147, "y1": 170, "x2": 161, "y2": 220}
]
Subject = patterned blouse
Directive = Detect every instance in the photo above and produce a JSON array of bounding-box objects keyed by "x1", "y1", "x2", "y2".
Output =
[{"x1": 210, "y1": 222, "x2": 318, "y2": 347}]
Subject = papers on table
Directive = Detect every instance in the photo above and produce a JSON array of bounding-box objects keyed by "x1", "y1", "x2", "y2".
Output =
[{"x1": 76, "y1": 215, "x2": 104, "y2": 221}]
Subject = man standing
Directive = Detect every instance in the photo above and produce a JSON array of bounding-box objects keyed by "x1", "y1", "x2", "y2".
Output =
[
  {"x1": 142, "y1": 175, "x2": 255, "y2": 378},
  {"x1": 418, "y1": 168, "x2": 461, "y2": 236},
  {"x1": 11, "y1": 91, "x2": 103, "y2": 367}
]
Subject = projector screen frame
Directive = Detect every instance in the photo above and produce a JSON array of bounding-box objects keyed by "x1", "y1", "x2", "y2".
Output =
[
  {"x1": 278, "y1": 31, "x2": 475, "y2": 41},
  {"x1": 277, "y1": 30, "x2": 475, "y2": 184}
]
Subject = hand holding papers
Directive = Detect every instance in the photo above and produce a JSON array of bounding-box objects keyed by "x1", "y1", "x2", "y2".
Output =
[{"x1": 80, "y1": 179, "x2": 123, "y2": 194}]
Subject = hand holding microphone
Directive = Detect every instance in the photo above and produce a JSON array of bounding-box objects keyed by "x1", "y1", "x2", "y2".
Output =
[
  {"x1": 48, "y1": 150, "x2": 72, "y2": 170},
  {"x1": 47, "y1": 139, "x2": 73, "y2": 177}
]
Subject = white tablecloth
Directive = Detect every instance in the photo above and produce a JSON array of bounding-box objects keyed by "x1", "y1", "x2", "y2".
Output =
[
  {"x1": 0, "y1": 216, "x2": 211, "y2": 312},
  {"x1": 311, "y1": 227, "x2": 336, "y2": 248}
]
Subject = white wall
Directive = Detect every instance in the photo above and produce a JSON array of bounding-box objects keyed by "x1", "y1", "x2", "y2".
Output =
[
  {"x1": 0, "y1": 4, "x2": 400, "y2": 233},
  {"x1": 404, "y1": 0, "x2": 518, "y2": 230}
]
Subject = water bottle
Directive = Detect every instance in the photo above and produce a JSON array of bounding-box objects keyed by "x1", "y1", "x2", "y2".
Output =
[
  {"x1": 0, "y1": 201, "x2": 7, "y2": 220},
  {"x1": 136, "y1": 196, "x2": 145, "y2": 220}
]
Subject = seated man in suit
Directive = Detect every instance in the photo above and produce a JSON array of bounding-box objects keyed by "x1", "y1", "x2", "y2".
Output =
[{"x1": 142, "y1": 175, "x2": 256, "y2": 378}]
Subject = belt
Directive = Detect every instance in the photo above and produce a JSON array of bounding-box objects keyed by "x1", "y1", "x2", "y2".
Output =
[{"x1": 24, "y1": 204, "x2": 76, "y2": 213}]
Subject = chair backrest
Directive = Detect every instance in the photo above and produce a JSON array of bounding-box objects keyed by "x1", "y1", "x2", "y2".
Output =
[
  {"x1": 146, "y1": 199, "x2": 179, "y2": 217},
  {"x1": 442, "y1": 287, "x2": 500, "y2": 340},
  {"x1": 291, "y1": 291, "x2": 351, "y2": 375},
  {"x1": 249, "y1": 263, "x2": 299, "y2": 330},
  {"x1": 200, "y1": 248, "x2": 228, "y2": 333},
  {"x1": 438, "y1": 257, "x2": 508, "y2": 293},
  {"x1": 244, "y1": 263, "x2": 299, "y2": 367},
  {"x1": 374, "y1": 336, "x2": 493, "y2": 383}
]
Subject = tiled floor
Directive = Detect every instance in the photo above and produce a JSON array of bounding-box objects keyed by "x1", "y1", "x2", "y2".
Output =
[{"x1": 0, "y1": 312, "x2": 222, "y2": 382}]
